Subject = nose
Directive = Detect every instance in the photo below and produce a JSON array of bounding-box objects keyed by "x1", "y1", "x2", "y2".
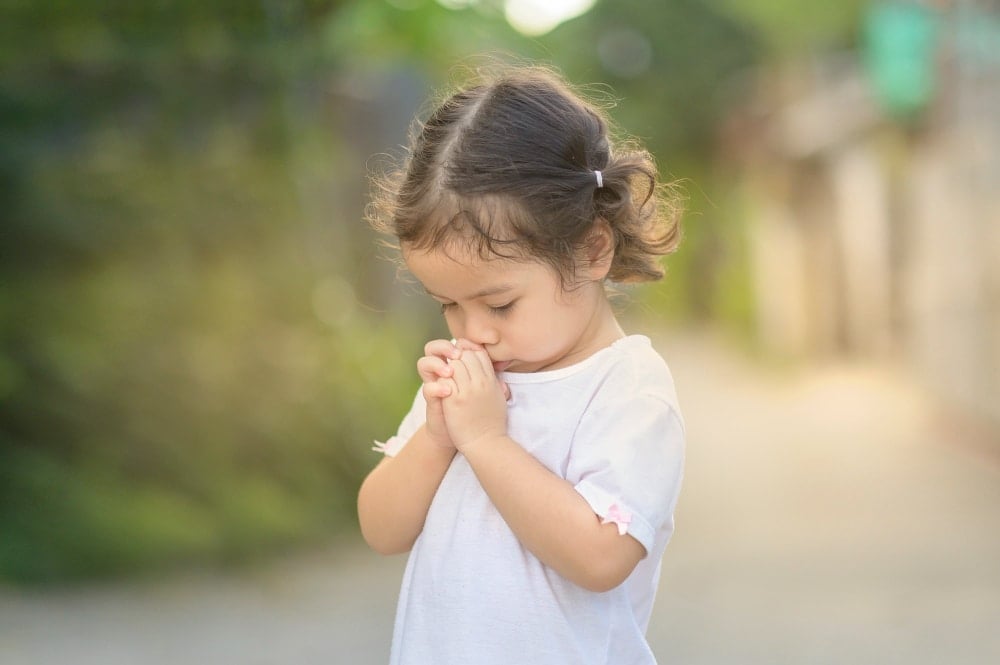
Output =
[{"x1": 460, "y1": 311, "x2": 499, "y2": 347}]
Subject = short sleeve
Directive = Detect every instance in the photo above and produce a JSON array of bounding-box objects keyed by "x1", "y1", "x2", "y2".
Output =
[
  {"x1": 567, "y1": 393, "x2": 685, "y2": 555},
  {"x1": 371, "y1": 388, "x2": 427, "y2": 457}
]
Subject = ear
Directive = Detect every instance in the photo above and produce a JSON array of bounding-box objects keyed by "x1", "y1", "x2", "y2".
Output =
[{"x1": 583, "y1": 219, "x2": 615, "y2": 281}]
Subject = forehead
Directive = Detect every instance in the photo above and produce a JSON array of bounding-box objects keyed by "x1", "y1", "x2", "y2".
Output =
[{"x1": 402, "y1": 245, "x2": 554, "y2": 299}]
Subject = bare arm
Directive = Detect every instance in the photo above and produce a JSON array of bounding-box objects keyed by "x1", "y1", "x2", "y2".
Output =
[
  {"x1": 357, "y1": 423, "x2": 456, "y2": 555},
  {"x1": 441, "y1": 346, "x2": 645, "y2": 592},
  {"x1": 462, "y1": 435, "x2": 645, "y2": 592},
  {"x1": 357, "y1": 339, "x2": 466, "y2": 555}
]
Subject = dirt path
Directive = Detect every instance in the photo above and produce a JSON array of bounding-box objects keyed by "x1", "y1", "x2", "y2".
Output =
[
  {"x1": 648, "y1": 331, "x2": 1000, "y2": 664},
  {"x1": 2, "y1": 329, "x2": 998, "y2": 664}
]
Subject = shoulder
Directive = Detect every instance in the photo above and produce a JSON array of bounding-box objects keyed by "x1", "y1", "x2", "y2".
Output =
[{"x1": 591, "y1": 335, "x2": 680, "y2": 414}]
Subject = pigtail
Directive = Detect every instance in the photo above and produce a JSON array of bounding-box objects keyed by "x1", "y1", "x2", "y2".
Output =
[{"x1": 594, "y1": 148, "x2": 682, "y2": 283}]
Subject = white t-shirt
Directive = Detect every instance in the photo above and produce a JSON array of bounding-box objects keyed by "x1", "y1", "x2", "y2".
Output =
[{"x1": 377, "y1": 335, "x2": 685, "y2": 665}]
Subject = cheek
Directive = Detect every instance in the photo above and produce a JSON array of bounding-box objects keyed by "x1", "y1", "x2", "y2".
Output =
[{"x1": 511, "y1": 308, "x2": 555, "y2": 343}]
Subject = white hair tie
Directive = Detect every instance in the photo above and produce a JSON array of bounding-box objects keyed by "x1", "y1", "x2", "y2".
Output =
[{"x1": 594, "y1": 170, "x2": 604, "y2": 188}]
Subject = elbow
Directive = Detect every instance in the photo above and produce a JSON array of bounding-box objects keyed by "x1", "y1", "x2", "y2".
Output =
[
  {"x1": 569, "y1": 537, "x2": 645, "y2": 593},
  {"x1": 360, "y1": 525, "x2": 413, "y2": 556},
  {"x1": 357, "y1": 499, "x2": 415, "y2": 555},
  {"x1": 566, "y1": 553, "x2": 636, "y2": 593},
  {"x1": 575, "y1": 565, "x2": 632, "y2": 593},
  {"x1": 364, "y1": 539, "x2": 411, "y2": 557}
]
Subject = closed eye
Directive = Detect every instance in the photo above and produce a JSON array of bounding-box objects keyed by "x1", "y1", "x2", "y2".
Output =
[
  {"x1": 439, "y1": 302, "x2": 457, "y2": 313},
  {"x1": 489, "y1": 301, "x2": 515, "y2": 317}
]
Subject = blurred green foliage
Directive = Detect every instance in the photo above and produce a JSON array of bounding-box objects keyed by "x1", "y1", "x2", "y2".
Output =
[
  {"x1": 0, "y1": 0, "x2": 865, "y2": 582},
  {"x1": 2, "y1": 0, "x2": 424, "y2": 582},
  {"x1": 714, "y1": 0, "x2": 867, "y2": 57}
]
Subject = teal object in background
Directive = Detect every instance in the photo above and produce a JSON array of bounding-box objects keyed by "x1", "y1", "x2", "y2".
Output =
[{"x1": 863, "y1": 1, "x2": 940, "y2": 119}]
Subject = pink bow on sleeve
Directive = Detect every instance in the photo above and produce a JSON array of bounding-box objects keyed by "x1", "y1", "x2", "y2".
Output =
[{"x1": 601, "y1": 503, "x2": 632, "y2": 536}]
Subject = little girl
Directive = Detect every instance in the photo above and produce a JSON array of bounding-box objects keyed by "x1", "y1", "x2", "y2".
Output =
[{"x1": 357, "y1": 65, "x2": 685, "y2": 665}]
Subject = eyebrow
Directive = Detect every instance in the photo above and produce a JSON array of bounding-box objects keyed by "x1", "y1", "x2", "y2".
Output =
[{"x1": 424, "y1": 283, "x2": 516, "y2": 300}]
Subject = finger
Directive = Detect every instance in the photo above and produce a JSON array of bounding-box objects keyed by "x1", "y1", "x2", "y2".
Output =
[
  {"x1": 458, "y1": 349, "x2": 495, "y2": 392},
  {"x1": 422, "y1": 380, "x2": 451, "y2": 400},
  {"x1": 424, "y1": 338, "x2": 461, "y2": 360},
  {"x1": 498, "y1": 379, "x2": 511, "y2": 402},
  {"x1": 448, "y1": 353, "x2": 472, "y2": 390},
  {"x1": 470, "y1": 348, "x2": 495, "y2": 379},
  {"x1": 436, "y1": 377, "x2": 457, "y2": 398},
  {"x1": 454, "y1": 338, "x2": 484, "y2": 353},
  {"x1": 454, "y1": 348, "x2": 491, "y2": 385},
  {"x1": 417, "y1": 356, "x2": 453, "y2": 382}
]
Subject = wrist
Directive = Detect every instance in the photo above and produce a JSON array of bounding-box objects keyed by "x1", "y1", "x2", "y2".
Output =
[
  {"x1": 420, "y1": 424, "x2": 457, "y2": 454},
  {"x1": 455, "y1": 431, "x2": 508, "y2": 456}
]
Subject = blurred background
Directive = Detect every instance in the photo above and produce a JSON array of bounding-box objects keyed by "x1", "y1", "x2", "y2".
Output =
[{"x1": 1, "y1": 1, "x2": 998, "y2": 663}]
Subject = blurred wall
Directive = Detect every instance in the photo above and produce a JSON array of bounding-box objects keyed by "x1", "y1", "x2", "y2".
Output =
[{"x1": 736, "y1": 0, "x2": 1000, "y2": 426}]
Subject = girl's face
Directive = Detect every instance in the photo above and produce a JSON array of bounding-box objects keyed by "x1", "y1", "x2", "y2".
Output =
[{"x1": 403, "y1": 245, "x2": 621, "y2": 373}]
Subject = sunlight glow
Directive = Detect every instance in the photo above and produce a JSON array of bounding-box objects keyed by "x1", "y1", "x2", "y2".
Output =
[{"x1": 503, "y1": 0, "x2": 597, "y2": 37}]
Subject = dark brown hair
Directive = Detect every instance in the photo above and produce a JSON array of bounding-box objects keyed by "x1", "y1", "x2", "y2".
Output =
[{"x1": 368, "y1": 65, "x2": 682, "y2": 285}]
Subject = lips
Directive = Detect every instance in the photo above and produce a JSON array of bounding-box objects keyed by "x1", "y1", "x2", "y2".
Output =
[{"x1": 492, "y1": 360, "x2": 512, "y2": 373}]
